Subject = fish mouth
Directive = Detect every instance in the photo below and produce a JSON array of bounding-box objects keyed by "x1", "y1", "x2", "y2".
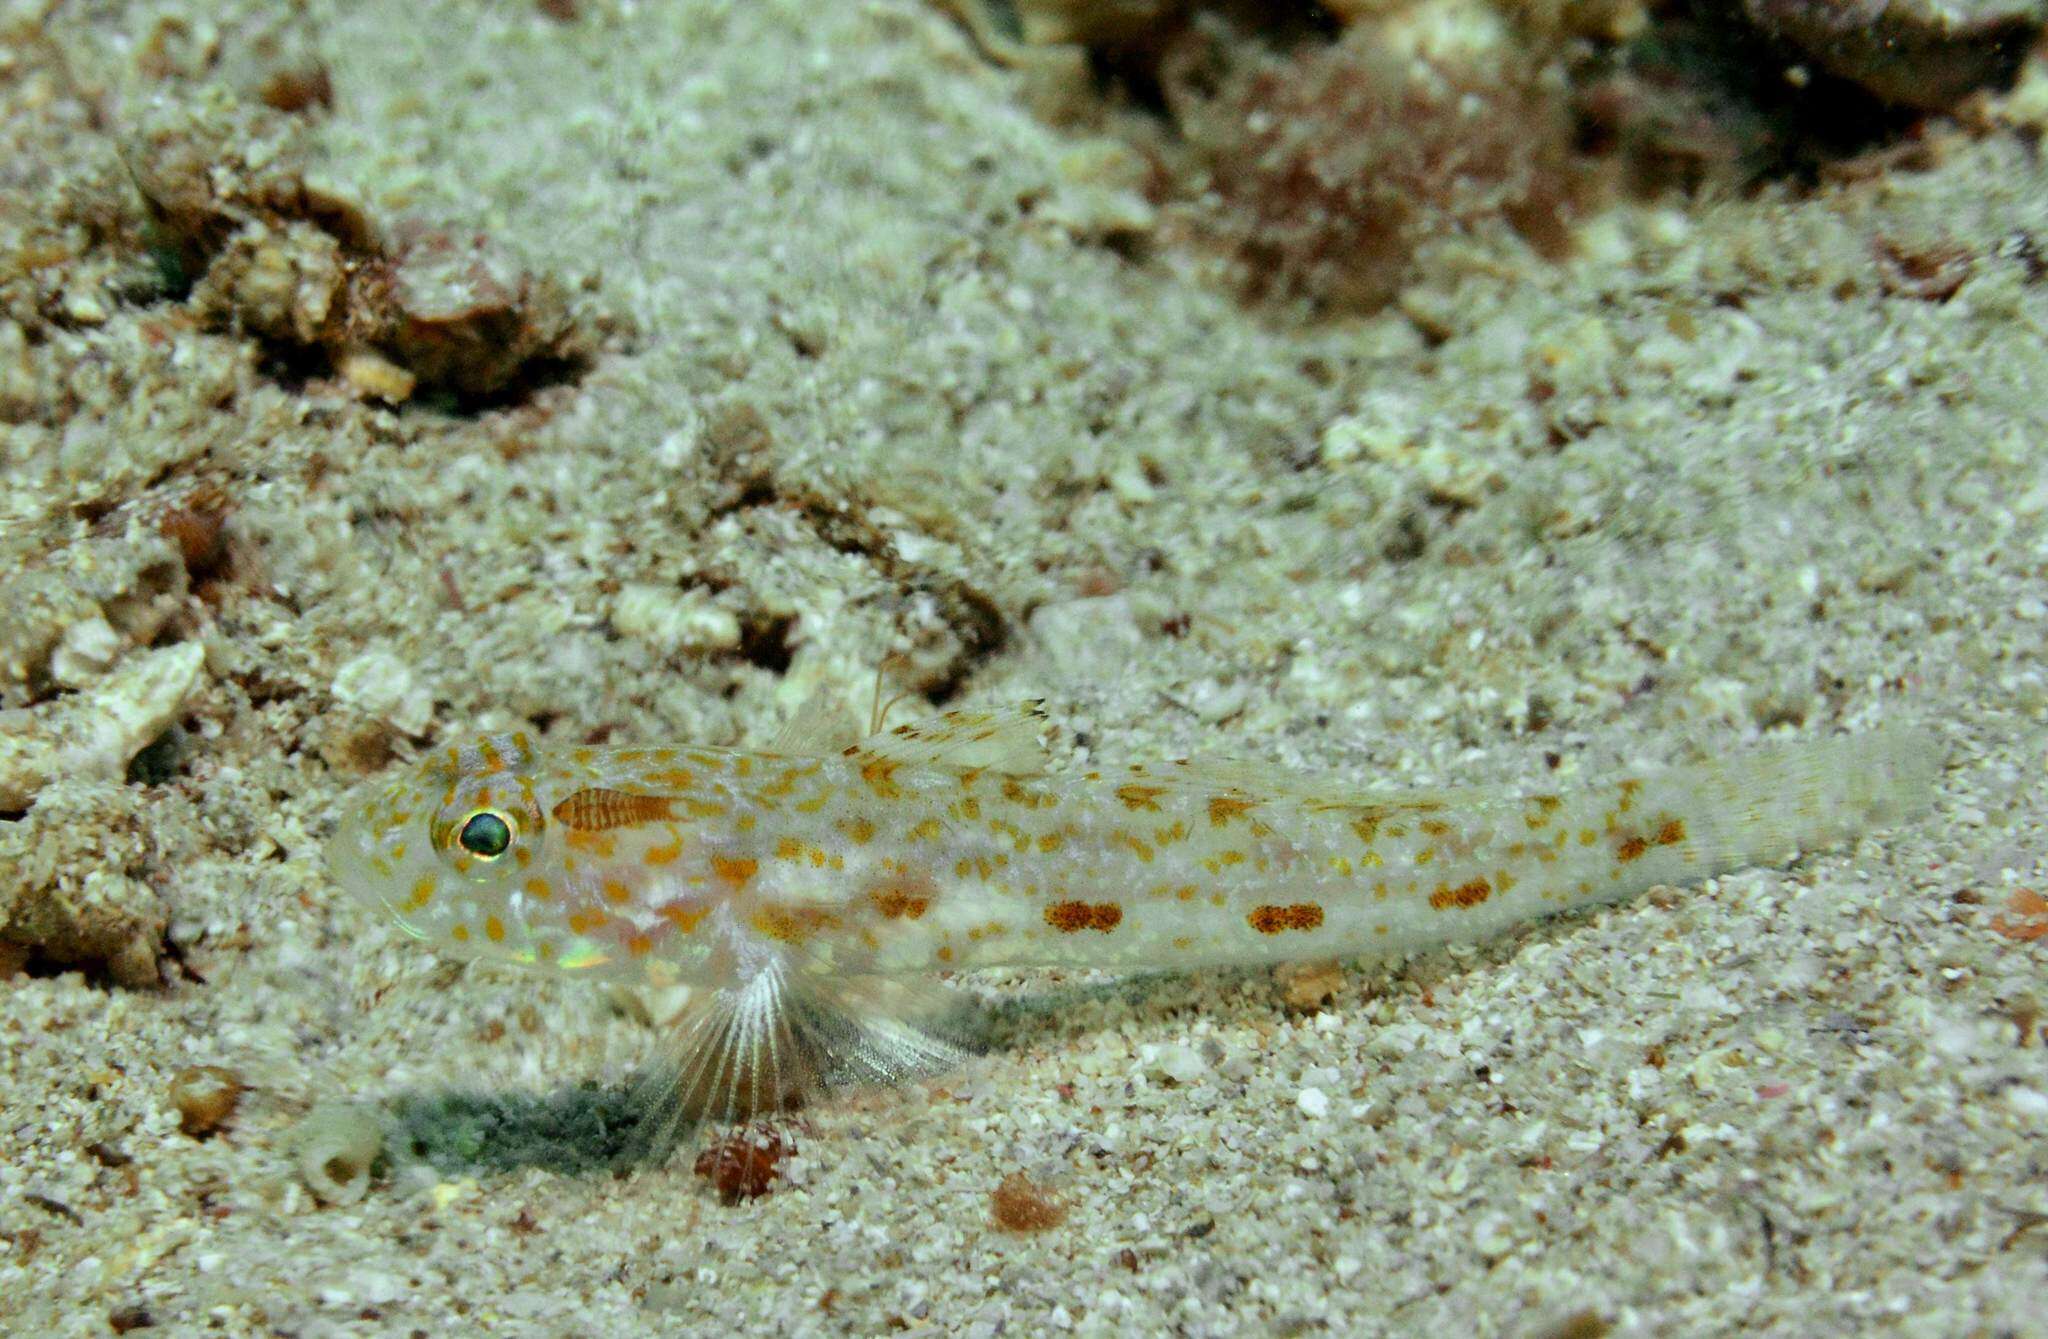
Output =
[
  {"x1": 321, "y1": 807, "x2": 376, "y2": 898},
  {"x1": 323, "y1": 781, "x2": 406, "y2": 898}
]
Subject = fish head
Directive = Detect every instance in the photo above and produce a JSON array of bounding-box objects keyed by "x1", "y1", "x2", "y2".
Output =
[{"x1": 325, "y1": 735, "x2": 555, "y2": 963}]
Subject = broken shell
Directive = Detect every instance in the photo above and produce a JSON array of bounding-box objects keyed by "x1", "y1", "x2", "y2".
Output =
[
  {"x1": 0, "y1": 642, "x2": 206, "y2": 808},
  {"x1": 294, "y1": 1103, "x2": 385, "y2": 1205},
  {"x1": 169, "y1": 1065, "x2": 245, "y2": 1137}
]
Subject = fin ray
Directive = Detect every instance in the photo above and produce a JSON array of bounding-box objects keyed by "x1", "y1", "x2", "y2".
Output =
[
  {"x1": 625, "y1": 959, "x2": 976, "y2": 1160},
  {"x1": 852, "y1": 701, "x2": 1051, "y2": 776},
  {"x1": 763, "y1": 684, "x2": 866, "y2": 756}
]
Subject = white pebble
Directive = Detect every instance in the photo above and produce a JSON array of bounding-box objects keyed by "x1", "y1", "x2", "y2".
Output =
[
  {"x1": 49, "y1": 614, "x2": 121, "y2": 688},
  {"x1": 2005, "y1": 1087, "x2": 2048, "y2": 1122},
  {"x1": 1296, "y1": 1086, "x2": 1330, "y2": 1118},
  {"x1": 610, "y1": 583, "x2": 741, "y2": 653},
  {"x1": 0, "y1": 641, "x2": 207, "y2": 807},
  {"x1": 332, "y1": 648, "x2": 433, "y2": 736},
  {"x1": 1472, "y1": 1212, "x2": 1515, "y2": 1255},
  {"x1": 1143, "y1": 1042, "x2": 1207, "y2": 1085}
]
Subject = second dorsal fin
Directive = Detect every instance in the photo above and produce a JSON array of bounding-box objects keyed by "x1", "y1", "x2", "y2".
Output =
[{"x1": 850, "y1": 701, "x2": 1052, "y2": 776}]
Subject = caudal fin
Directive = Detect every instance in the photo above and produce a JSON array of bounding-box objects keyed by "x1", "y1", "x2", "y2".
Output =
[{"x1": 1633, "y1": 723, "x2": 1941, "y2": 884}]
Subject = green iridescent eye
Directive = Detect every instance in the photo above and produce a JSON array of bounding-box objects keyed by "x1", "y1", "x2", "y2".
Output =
[{"x1": 457, "y1": 811, "x2": 513, "y2": 858}]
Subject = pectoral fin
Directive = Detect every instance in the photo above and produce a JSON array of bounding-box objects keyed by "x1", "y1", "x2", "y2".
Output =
[{"x1": 626, "y1": 957, "x2": 977, "y2": 1160}]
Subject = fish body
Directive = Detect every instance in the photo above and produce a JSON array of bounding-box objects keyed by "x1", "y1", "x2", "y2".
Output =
[{"x1": 325, "y1": 704, "x2": 1935, "y2": 1142}]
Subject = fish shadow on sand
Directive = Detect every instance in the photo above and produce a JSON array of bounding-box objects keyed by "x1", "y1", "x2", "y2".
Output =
[
  {"x1": 385, "y1": 1083, "x2": 650, "y2": 1176},
  {"x1": 377, "y1": 971, "x2": 1216, "y2": 1177},
  {"x1": 379, "y1": 939, "x2": 1534, "y2": 1178}
]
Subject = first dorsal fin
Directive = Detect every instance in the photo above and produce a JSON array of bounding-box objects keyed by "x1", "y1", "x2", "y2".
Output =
[
  {"x1": 850, "y1": 701, "x2": 1052, "y2": 776},
  {"x1": 761, "y1": 683, "x2": 866, "y2": 757}
]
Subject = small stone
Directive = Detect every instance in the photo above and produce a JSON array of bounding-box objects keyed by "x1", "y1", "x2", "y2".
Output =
[
  {"x1": 191, "y1": 221, "x2": 344, "y2": 347},
  {"x1": 1472, "y1": 1211, "x2": 1516, "y2": 1255},
  {"x1": 48, "y1": 616, "x2": 121, "y2": 689},
  {"x1": 1740, "y1": 0, "x2": 2045, "y2": 111},
  {"x1": 1143, "y1": 1042, "x2": 1208, "y2": 1085},
  {"x1": 1028, "y1": 595, "x2": 1144, "y2": 686},
  {"x1": 2005, "y1": 1086, "x2": 2048, "y2": 1122},
  {"x1": 610, "y1": 584, "x2": 743, "y2": 654},
  {"x1": 338, "y1": 349, "x2": 417, "y2": 404},
  {"x1": 1296, "y1": 1086, "x2": 1331, "y2": 1118}
]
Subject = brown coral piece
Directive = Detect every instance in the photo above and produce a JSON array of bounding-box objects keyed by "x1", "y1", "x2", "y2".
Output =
[
  {"x1": 353, "y1": 225, "x2": 585, "y2": 400},
  {"x1": 990, "y1": 1171, "x2": 1066, "y2": 1232},
  {"x1": 1990, "y1": 889, "x2": 2048, "y2": 943},
  {"x1": 125, "y1": 102, "x2": 598, "y2": 404},
  {"x1": 0, "y1": 780, "x2": 171, "y2": 989},
  {"x1": 693, "y1": 1126, "x2": 794, "y2": 1204},
  {"x1": 1182, "y1": 28, "x2": 1581, "y2": 313}
]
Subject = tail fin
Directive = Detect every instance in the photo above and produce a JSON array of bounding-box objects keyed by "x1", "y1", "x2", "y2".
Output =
[{"x1": 1641, "y1": 724, "x2": 1940, "y2": 878}]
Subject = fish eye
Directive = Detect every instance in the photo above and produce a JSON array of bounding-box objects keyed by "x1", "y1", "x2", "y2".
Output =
[{"x1": 456, "y1": 810, "x2": 514, "y2": 859}]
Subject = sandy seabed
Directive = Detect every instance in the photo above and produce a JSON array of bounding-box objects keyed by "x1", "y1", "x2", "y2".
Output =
[{"x1": 3, "y1": 1, "x2": 2047, "y2": 1334}]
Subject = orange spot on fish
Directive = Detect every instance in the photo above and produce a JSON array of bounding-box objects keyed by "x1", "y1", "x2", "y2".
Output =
[
  {"x1": 859, "y1": 756, "x2": 902, "y2": 799},
  {"x1": 751, "y1": 906, "x2": 840, "y2": 943},
  {"x1": 563, "y1": 829, "x2": 619, "y2": 859},
  {"x1": 870, "y1": 887, "x2": 931, "y2": 919},
  {"x1": 1045, "y1": 900, "x2": 1122, "y2": 933},
  {"x1": 658, "y1": 902, "x2": 708, "y2": 935},
  {"x1": 1208, "y1": 795, "x2": 1256, "y2": 827},
  {"x1": 1246, "y1": 903, "x2": 1323, "y2": 933},
  {"x1": 1429, "y1": 877, "x2": 1492, "y2": 910},
  {"x1": 1115, "y1": 783, "x2": 1165, "y2": 812},
  {"x1": 711, "y1": 855, "x2": 758, "y2": 889}
]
